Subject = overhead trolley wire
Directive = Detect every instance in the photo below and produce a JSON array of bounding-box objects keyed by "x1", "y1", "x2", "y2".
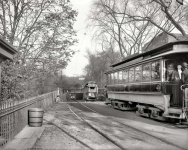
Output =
[{"x1": 73, "y1": 32, "x2": 87, "y2": 76}]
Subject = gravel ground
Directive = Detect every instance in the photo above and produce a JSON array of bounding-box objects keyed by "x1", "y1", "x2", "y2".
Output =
[
  {"x1": 33, "y1": 123, "x2": 89, "y2": 150},
  {"x1": 32, "y1": 102, "x2": 186, "y2": 150}
]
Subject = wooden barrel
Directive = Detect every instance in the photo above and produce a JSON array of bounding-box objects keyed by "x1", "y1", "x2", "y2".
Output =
[{"x1": 28, "y1": 108, "x2": 44, "y2": 127}]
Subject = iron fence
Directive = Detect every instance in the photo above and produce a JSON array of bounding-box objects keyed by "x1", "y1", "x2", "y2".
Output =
[{"x1": 0, "y1": 91, "x2": 58, "y2": 147}]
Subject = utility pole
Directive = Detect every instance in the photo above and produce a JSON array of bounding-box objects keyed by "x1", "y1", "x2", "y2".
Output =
[
  {"x1": 61, "y1": 69, "x2": 63, "y2": 88},
  {"x1": 101, "y1": 70, "x2": 102, "y2": 88}
]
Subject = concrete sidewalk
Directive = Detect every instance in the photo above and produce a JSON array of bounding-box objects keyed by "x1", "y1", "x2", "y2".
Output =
[
  {"x1": 3, "y1": 102, "x2": 188, "y2": 150},
  {"x1": 3, "y1": 126, "x2": 45, "y2": 150}
]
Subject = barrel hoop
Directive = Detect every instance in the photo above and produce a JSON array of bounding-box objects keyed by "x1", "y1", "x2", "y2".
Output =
[
  {"x1": 29, "y1": 111, "x2": 43, "y2": 112},
  {"x1": 29, "y1": 117, "x2": 43, "y2": 118}
]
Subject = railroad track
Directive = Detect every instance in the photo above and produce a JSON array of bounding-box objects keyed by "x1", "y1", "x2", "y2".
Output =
[
  {"x1": 67, "y1": 99, "x2": 187, "y2": 150},
  {"x1": 67, "y1": 101, "x2": 125, "y2": 150},
  {"x1": 43, "y1": 118, "x2": 95, "y2": 150},
  {"x1": 43, "y1": 101, "x2": 124, "y2": 150}
]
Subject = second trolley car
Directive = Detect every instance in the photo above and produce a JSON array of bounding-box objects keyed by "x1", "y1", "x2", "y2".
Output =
[{"x1": 83, "y1": 81, "x2": 98, "y2": 101}]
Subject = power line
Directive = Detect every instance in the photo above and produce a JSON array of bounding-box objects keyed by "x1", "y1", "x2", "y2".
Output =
[{"x1": 73, "y1": 32, "x2": 87, "y2": 76}]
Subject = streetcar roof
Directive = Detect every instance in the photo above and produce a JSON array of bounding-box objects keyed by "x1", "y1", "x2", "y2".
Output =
[
  {"x1": 111, "y1": 40, "x2": 188, "y2": 68},
  {"x1": 0, "y1": 37, "x2": 17, "y2": 59}
]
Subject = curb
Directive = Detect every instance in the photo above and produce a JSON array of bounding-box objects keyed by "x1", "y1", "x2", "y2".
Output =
[{"x1": 3, "y1": 125, "x2": 45, "y2": 150}]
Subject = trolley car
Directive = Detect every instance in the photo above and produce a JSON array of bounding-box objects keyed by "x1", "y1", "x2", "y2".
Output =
[
  {"x1": 105, "y1": 33, "x2": 188, "y2": 122},
  {"x1": 83, "y1": 81, "x2": 98, "y2": 101}
]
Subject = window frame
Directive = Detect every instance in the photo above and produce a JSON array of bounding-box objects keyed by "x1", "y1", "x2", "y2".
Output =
[
  {"x1": 107, "y1": 59, "x2": 163, "y2": 84},
  {"x1": 107, "y1": 74, "x2": 111, "y2": 85},
  {"x1": 118, "y1": 71, "x2": 123, "y2": 83},
  {"x1": 111, "y1": 73, "x2": 114, "y2": 84},
  {"x1": 122, "y1": 69, "x2": 128, "y2": 83},
  {"x1": 142, "y1": 62, "x2": 151, "y2": 82},
  {"x1": 135, "y1": 65, "x2": 142, "y2": 82},
  {"x1": 128, "y1": 67, "x2": 135, "y2": 82},
  {"x1": 114, "y1": 72, "x2": 118, "y2": 84},
  {"x1": 151, "y1": 60, "x2": 161, "y2": 81}
]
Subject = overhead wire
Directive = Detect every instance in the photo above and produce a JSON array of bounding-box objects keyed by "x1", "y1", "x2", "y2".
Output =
[{"x1": 73, "y1": 32, "x2": 87, "y2": 76}]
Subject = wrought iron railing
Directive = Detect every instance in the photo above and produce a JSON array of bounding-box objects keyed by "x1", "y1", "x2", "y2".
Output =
[{"x1": 0, "y1": 91, "x2": 58, "y2": 147}]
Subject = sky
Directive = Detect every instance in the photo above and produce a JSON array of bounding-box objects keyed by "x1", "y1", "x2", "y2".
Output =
[
  {"x1": 63, "y1": 0, "x2": 188, "y2": 77},
  {"x1": 63, "y1": 0, "x2": 94, "y2": 77}
]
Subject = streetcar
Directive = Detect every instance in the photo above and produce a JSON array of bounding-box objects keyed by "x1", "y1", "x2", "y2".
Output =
[
  {"x1": 83, "y1": 81, "x2": 98, "y2": 101},
  {"x1": 105, "y1": 33, "x2": 188, "y2": 123}
]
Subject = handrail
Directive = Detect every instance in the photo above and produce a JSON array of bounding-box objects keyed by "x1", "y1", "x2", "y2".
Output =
[
  {"x1": 0, "y1": 92, "x2": 53, "y2": 118},
  {"x1": 180, "y1": 84, "x2": 188, "y2": 90},
  {"x1": 0, "y1": 90, "x2": 58, "y2": 147}
]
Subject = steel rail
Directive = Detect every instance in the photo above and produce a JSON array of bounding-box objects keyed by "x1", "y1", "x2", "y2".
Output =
[
  {"x1": 68, "y1": 99, "x2": 187, "y2": 150},
  {"x1": 43, "y1": 118, "x2": 95, "y2": 150},
  {"x1": 67, "y1": 101, "x2": 126, "y2": 150}
]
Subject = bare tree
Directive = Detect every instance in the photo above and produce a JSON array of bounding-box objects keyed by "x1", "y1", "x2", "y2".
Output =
[
  {"x1": 87, "y1": 0, "x2": 158, "y2": 58},
  {"x1": 96, "y1": 35, "x2": 120, "y2": 64},
  {"x1": 125, "y1": 0, "x2": 188, "y2": 40},
  {"x1": 88, "y1": 0, "x2": 188, "y2": 62}
]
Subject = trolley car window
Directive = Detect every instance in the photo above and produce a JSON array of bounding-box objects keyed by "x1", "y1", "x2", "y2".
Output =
[
  {"x1": 129, "y1": 67, "x2": 134, "y2": 82},
  {"x1": 108, "y1": 74, "x2": 111, "y2": 84},
  {"x1": 163, "y1": 54, "x2": 188, "y2": 81},
  {"x1": 111, "y1": 73, "x2": 114, "y2": 84},
  {"x1": 143, "y1": 63, "x2": 150, "y2": 81},
  {"x1": 151, "y1": 61, "x2": 161, "y2": 81},
  {"x1": 122, "y1": 69, "x2": 128, "y2": 82},
  {"x1": 165, "y1": 60, "x2": 179, "y2": 81},
  {"x1": 135, "y1": 66, "x2": 142, "y2": 82},
  {"x1": 119, "y1": 71, "x2": 123, "y2": 83},
  {"x1": 114, "y1": 72, "x2": 118, "y2": 84}
]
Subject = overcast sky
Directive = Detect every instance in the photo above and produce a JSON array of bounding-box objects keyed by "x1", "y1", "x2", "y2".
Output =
[{"x1": 63, "y1": 0, "x2": 94, "y2": 77}]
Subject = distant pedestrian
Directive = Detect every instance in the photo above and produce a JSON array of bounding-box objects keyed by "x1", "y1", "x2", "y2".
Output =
[
  {"x1": 56, "y1": 95, "x2": 60, "y2": 102},
  {"x1": 182, "y1": 62, "x2": 188, "y2": 84},
  {"x1": 66, "y1": 90, "x2": 70, "y2": 101}
]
